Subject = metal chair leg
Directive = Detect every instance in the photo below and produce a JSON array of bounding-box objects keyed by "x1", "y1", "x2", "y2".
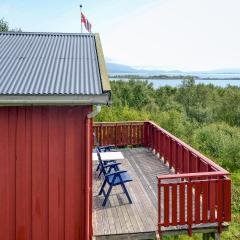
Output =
[
  {"x1": 96, "y1": 163, "x2": 100, "y2": 172},
  {"x1": 102, "y1": 185, "x2": 113, "y2": 206},
  {"x1": 99, "y1": 179, "x2": 107, "y2": 195},
  {"x1": 121, "y1": 183, "x2": 132, "y2": 204},
  {"x1": 98, "y1": 168, "x2": 103, "y2": 178}
]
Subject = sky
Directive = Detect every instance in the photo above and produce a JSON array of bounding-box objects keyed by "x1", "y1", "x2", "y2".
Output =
[{"x1": 1, "y1": 0, "x2": 240, "y2": 71}]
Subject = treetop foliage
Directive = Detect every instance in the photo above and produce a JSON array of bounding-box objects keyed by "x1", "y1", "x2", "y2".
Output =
[
  {"x1": 96, "y1": 79, "x2": 240, "y2": 172},
  {"x1": 0, "y1": 18, "x2": 21, "y2": 32},
  {"x1": 0, "y1": 18, "x2": 9, "y2": 32}
]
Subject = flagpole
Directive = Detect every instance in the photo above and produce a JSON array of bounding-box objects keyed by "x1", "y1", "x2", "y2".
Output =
[{"x1": 80, "y1": 4, "x2": 83, "y2": 33}]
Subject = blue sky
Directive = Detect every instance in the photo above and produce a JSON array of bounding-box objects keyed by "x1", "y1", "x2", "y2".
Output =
[{"x1": 1, "y1": 0, "x2": 240, "y2": 71}]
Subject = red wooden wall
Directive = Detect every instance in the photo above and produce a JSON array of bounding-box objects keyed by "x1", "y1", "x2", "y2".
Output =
[{"x1": 0, "y1": 106, "x2": 93, "y2": 240}]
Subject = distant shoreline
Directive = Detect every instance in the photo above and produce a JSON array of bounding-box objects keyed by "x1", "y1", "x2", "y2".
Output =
[{"x1": 109, "y1": 74, "x2": 240, "y2": 80}]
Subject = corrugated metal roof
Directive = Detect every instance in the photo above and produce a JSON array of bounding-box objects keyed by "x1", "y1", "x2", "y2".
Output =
[{"x1": 0, "y1": 32, "x2": 105, "y2": 95}]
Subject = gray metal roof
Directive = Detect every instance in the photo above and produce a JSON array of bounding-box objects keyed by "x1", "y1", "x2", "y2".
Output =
[{"x1": 0, "y1": 32, "x2": 108, "y2": 97}]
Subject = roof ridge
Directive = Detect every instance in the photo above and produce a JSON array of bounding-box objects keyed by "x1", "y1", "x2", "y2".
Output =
[{"x1": 0, "y1": 31, "x2": 95, "y2": 36}]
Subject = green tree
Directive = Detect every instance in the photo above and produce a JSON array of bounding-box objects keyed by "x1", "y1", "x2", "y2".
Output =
[
  {"x1": 0, "y1": 18, "x2": 21, "y2": 32},
  {"x1": 0, "y1": 18, "x2": 9, "y2": 32},
  {"x1": 215, "y1": 86, "x2": 240, "y2": 126}
]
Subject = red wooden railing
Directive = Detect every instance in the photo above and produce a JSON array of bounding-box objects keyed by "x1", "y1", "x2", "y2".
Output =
[
  {"x1": 93, "y1": 121, "x2": 231, "y2": 237},
  {"x1": 94, "y1": 121, "x2": 145, "y2": 147},
  {"x1": 145, "y1": 121, "x2": 231, "y2": 236},
  {"x1": 145, "y1": 121, "x2": 228, "y2": 173},
  {"x1": 157, "y1": 174, "x2": 231, "y2": 235}
]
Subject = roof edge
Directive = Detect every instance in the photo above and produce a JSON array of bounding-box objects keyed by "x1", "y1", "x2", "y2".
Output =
[
  {"x1": 0, "y1": 94, "x2": 110, "y2": 106},
  {"x1": 94, "y1": 33, "x2": 111, "y2": 92},
  {"x1": 0, "y1": 31, "x2": 94, "y2": 36}
]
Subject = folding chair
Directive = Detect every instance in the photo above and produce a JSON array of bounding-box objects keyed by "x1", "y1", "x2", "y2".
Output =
[
  {"x1": 97, "y1": 145, "x2": 116, "y2": 152},
  {"x1": 93, "y1": 132, "x2": 118, "y2": 172},
  {"x1": 97, "y1": 151, "x2": 133, "y2": 206},
  {"x1": 96, "y1": 149, "x2": 121, "y2": 178}
]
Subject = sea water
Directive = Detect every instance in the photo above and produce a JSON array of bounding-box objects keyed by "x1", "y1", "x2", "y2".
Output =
[{"x1": 110, "y1": 73, "x2": 240, "y2": 88}]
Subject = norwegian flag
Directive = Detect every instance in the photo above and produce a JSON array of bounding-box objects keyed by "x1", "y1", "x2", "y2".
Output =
[{"x1": 81, "y1": 12, "x2": 92, "y2": 33}]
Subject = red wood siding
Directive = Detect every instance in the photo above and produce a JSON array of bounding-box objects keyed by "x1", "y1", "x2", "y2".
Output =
[{"x1": 0, "y1": 106, "x2": 93, "y2": 240}]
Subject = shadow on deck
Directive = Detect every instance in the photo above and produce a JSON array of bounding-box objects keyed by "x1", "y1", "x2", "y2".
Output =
[{"x1": 93, "y1": 148, "x2": 171, "y2": 239}]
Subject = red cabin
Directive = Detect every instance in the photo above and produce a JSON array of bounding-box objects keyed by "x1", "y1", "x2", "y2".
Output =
[{"x1": 0, "y1": 32, "x2": 111, "y2": 240}]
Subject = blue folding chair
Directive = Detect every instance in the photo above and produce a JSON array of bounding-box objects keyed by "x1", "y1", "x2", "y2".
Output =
[
  {"x1": 97, "y1": 145, "x2": 117, "y2": 152},
  {"x1": 93, "y1": 132, "x2": 118, "y2": 173},
  {"x1": 97, "y1": 151, "x2": 133, "y2": 206},
  {"x1": 96, "y1": 149, "x2": 121, "y2": 178},
  {"x1": 95, "y1": 145, "x2": 118, "y2": 172}
]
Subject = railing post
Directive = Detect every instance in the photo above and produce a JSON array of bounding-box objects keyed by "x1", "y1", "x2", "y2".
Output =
[
  {"x1": 114, "y1": 123, "x2": 117, "y2": 146},
  {"x1": 144, "y1": 122, "x2": 149, "y2": 148},
  {"x1": 99, "y1": 124, "x2": 102, "y2": 146},
  {"x1": 187, "y1": 178, "x2": 192, "y2": 237},
  {"x1": 223, "y1": 178, "x2": 231, "y2": 222},
  {"x1": 158, "y1": 178, "x2": 161, "y2": 238},
  {"x1": 154, "y1": 126, "x2": 157, "y2": 153},
  {"x1": 150, "y1": 123, "x2": 153, "y2": 149}
]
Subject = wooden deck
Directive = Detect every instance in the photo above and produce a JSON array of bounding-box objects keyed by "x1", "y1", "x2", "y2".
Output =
[
  {"x1": 92, "y1": 148, "x2": 228, "y2": 239},
  {"x1": 93, "y1": 147, "x2": 172, "y2": 238}
]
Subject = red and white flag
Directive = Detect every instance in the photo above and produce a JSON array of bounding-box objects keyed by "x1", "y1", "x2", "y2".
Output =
[{"x1": 81, "y1": 12, "x2": 92, "y2": 33}]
